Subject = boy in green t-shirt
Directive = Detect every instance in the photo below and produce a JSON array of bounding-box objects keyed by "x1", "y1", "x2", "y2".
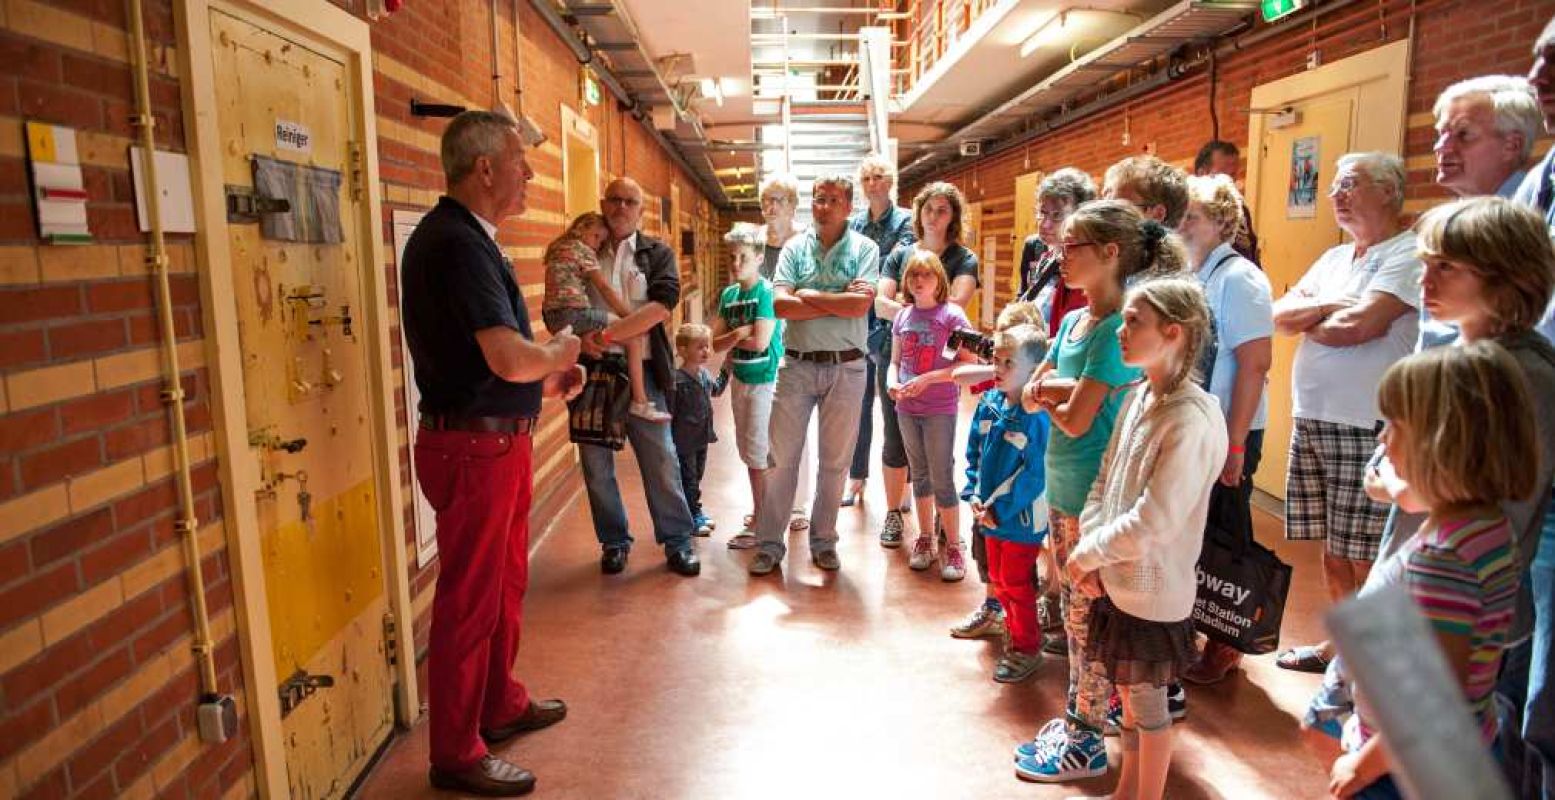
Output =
[{"x1": 712, "y1": 223, "x2": 783, "y2": 547}]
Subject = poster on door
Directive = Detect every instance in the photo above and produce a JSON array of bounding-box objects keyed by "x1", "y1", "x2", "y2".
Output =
[{"x1": 1288, "y1": 136, "x2": 1320, "y2": 219}]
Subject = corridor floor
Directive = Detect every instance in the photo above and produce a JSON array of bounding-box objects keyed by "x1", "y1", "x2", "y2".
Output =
[{"x1": 357, "y1": 399, "x2": 1338, "y2": 799}]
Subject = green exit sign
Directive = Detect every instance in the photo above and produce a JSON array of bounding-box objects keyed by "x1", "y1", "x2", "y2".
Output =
[{"x1": 1262, "y1": 0, "x2": 1307, "y2": 22}]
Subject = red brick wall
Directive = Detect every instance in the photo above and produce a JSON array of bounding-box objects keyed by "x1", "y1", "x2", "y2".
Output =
[
  {"x1": 905, "y1": 0, "x2": 1555, "y2": 312},
  {"x1": 0, "y1": 0, "x2": 720, "y2": 797}
]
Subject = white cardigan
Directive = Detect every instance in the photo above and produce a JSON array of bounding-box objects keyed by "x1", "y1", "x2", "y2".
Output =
[{"x1": 1069, "y1": 382, "x2": 1228, "y2": 622}]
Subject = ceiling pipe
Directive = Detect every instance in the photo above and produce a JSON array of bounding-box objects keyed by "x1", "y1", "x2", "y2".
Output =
[{"x1": 525, "y1": 0, "x2": 729, "y2": 205}]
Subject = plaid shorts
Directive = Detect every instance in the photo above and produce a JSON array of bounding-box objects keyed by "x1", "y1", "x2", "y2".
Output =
[{"x1": 1285, "y1": 417, "x2": 1389, "y2": 561}]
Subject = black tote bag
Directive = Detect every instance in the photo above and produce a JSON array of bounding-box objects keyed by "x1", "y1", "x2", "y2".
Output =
[
  {"x1": 568, "y1": 354, "x2": 631, "y2": 451},
  {"x1": 1192, "y1": 483, "x2": 1293, "y2": 655}
]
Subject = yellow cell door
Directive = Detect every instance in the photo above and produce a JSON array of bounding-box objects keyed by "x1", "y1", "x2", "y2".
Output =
[
  {"x1": 208, "y1": 9, "x2": 394, "y2": 797},
  {"x1": 963, "y1": 200, "x2": 983, "y2": 322},
  {"x1": 1009, "y1": 170, "x2": 1043, "y2": 303},
  {"x1": 1249, "y1": 92, "x2": 1354, "y2": 497}
]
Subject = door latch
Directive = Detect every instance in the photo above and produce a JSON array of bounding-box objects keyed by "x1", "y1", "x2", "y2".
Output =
[{"x1": 278, "y1": 669, "x2": 335, "y2": 717}]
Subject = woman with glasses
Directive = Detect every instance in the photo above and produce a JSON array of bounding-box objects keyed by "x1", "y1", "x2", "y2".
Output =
[{"x1": 1019, "y1": 168, "x2": 1098, "y2": 337}]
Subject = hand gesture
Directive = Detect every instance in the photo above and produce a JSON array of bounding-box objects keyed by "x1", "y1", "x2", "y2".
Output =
[
  {"x1": 579, "y1": 329, "x2": 607, "y2": 358},
  {"x1": 1219, "y1": 450, "x2": 1245, "y2": 487},
  {"x1": 845, "y1": 278, "x2": 876, "y2": 295},
  {"x1": 1065, "y1": 558, "x2": 1103, "y2": 598},
  {"x1": 549, "y1": 326, "x2": 581, "y2": 366},
  {"x1": 978, "y1": 504, "x2": 998, "y2": 529}
]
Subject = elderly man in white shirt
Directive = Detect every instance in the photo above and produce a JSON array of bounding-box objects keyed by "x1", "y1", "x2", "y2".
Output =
[{"x1": 1269, "y1": 152, "x2": 1422, "y2": 674}]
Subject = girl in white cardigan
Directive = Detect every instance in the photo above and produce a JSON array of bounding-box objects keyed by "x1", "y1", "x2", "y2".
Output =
[{"x1": 1066, "y1": 276, "x2": 1228, "y2": 800}]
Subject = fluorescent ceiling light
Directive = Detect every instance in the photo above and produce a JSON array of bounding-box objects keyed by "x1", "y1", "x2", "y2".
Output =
[
  {"x1": 1019, "y1": 11, "x2": 1066, "y2": 58},
  {"x1": 699, "y1": 77, "x2": 724, "y2": 106}
]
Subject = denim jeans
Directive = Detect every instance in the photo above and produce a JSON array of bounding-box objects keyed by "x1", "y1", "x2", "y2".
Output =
[
  {"x1": 1526, "y1": 505, "x2": 1555, "y2": 800},
  {"x1": 897, "y1": 412, "x2": 959, "y2": 507},
  {"x1": 876, "y1": 338, "x2": 908, "y2": 470},
  {"x1": 579, "y1": 381, "x2": 694, "y2": 556},
  {"x1": 757, "y1": 359, "x2": 867, "y2": 557},
  {"x1": 848, "y1": 358, "x2": 876, "y2": 480}
]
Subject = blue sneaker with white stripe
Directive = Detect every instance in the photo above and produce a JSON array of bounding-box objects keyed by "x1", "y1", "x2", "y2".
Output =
[
  {"x1": 1012, "y1": 717, "x2": 1067, "y2": 761},
  {"x1": 1014, "y1": 726, "x2": 1108, "y2": 782}
]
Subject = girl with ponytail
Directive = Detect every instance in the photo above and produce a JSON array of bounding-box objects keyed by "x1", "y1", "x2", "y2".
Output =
[{"x1": 1013, "y1": 200, "x2": 1190, "y2": 783}]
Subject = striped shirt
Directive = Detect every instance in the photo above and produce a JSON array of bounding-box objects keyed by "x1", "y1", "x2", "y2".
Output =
[{"x1": 1355, "y1": 513, "x2": 1516, "y2": 746}]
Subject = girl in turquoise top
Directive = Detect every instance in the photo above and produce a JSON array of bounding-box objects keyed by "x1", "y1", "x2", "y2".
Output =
[{"x1": 1014, "y1": 199, "x2": 1191, "y2": 784}]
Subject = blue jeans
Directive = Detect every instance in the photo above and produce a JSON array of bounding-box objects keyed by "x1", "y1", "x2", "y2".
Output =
[
  {"x1": 578, "y1": 381, "x2": 694, "y2": 556},
  {"x1": 1526, "y1": 504, "x2": 1555, "y2": 800},
  {"x1": 848, "y1": 358, "x2": 875, "y2": 480},
  {"x1": 757, "y1": 359, "x2": 867, "y2": 557}
]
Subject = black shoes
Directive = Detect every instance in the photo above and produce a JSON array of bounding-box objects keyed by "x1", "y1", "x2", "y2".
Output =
[
  {"x1": 667, "y1": 549, "x2": 701, "y2": 576},
  {"x1": 600, "y1": 547, "x2": 628, "y2": 575}
]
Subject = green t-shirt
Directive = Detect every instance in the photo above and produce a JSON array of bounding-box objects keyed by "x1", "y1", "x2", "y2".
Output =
[
  {"x1": 1043, "y1": 309, "x2": 1142, "y2": 516},
  {"x1": 718, "y1": 279, "x2": 782, "y2": 384}
]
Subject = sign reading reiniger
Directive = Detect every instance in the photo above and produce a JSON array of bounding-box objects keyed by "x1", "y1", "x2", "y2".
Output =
[{"x1": 275, "y1": 119, "x2": 312, "y2": 155}]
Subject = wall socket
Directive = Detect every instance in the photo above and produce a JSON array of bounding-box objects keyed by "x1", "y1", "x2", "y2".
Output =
[{"x1": 198, "y1": 694, "x2": 239, "y2": 743}]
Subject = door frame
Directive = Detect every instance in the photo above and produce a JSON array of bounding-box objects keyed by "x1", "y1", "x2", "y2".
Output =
[{"x1": 173, "y1": 1, "x2": 417, "y2": 796}]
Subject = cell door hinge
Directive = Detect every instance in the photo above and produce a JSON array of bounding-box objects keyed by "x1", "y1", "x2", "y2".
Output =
[
  {"x1": 348, "y1": 141, "x2": 366, "y2": 202},
  {"x1": 383, "y1": 612, "x2": 399, "y2": 668}
]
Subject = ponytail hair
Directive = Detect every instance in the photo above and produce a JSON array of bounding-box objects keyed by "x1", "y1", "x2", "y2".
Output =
[
  {"x1": 1065, "y1": 200, "x2": 1191, "y2": 289},
  {"x1": 1125, "y1": 276, "x2": 1212, "y2": 394}
]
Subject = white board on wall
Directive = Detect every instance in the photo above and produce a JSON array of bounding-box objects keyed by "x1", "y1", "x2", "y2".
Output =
[{"x1": 392, "y1": 209, "x2": 437, "y2": 568}]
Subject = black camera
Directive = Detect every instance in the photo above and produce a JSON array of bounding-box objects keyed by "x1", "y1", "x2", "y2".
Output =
[{"x1": 945, "y1": 328, "x2": 993, "y2": 360}]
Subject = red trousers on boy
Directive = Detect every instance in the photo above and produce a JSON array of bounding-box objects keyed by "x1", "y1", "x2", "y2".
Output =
[
  {"x1": 987, "y1": 537, "x2": 1044, "y2": 653},
  {"x1": 415, "y1": 428, "x2": 534, "y2": 771}
]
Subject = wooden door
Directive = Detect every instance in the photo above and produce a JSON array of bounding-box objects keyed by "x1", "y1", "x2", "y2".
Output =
[
  {"x1": 962, "y1": 200, "x2": 983, "y2": 321},
  {"x1": 209, "y1": 9, "x2": 394, "y2": 796},
  {"x1": 1009, "y1": 170, "x2": 1043, "y2": 302},
  {"x1": 1249, "y1": 92, "x2": 1355, "y2": 497}
]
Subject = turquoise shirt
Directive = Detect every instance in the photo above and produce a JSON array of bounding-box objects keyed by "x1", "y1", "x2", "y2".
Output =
[
  {"x1": 717, "y1": 279, "x2": 782, "y2": 384},
  {"x1": 773, "y1": 228, "x2": 880, "y2": 352},
  {"x1": 1044, "y1": 309, "x2": 1141, "y2": 516}
]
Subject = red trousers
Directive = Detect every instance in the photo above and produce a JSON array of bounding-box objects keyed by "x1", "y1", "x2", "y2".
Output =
[
  {"x1": 415, "y1": 428, "x2": 534, "y2": 771},
  {"x1": 987, "y1": 537, "x2": 1044, "y2": 654}
]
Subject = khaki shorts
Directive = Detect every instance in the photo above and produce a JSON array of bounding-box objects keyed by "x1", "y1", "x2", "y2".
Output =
[{"x1": 730, "y1": 379, "x2": 775, "y2": 469}]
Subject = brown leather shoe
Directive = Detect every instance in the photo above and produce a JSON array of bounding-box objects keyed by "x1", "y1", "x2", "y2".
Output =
[
  {"x1": 480, "y1": 698, "x2": 568, "y2": 744},
  {"x1": 429, "y1": 754, "x2": 535, "y2": 796}
]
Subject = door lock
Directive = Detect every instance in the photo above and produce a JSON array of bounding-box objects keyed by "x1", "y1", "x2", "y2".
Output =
[{"x1": 278, "y1": 669, "x2": 335, "y2": 717}]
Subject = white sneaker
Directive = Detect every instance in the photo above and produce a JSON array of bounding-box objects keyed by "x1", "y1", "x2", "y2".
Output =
[
  {"x1": 908, "y1": 535, "x2": 934, "y2": 571},
  {"x1": 940, "y1": 543, "x2": 966, "y2": 582},
  {"x1": 629, "y1": 401, "x2": 671, "y2": 422}
]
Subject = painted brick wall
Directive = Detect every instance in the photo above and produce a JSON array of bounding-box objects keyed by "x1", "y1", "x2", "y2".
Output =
[
  {"x1": 0, "y1": 0, "x2": 721, "y2": 797},
  {"x1": 904, "y1": 0, "x2": 1555, "y2": 313}
]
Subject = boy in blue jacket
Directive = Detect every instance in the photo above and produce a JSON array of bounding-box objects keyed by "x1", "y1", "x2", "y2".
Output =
[{"x1": 969, "y1": 325, "x2": 1051, "y2": 683}]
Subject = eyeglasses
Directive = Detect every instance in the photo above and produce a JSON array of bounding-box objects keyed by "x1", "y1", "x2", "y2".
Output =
[
  {"x1": 1328, "y1": 176, "x2": 1367, "y2": 196},
  {"x1": 1055, "y1": 240, "x2": 1099, "y2": 256},
  {"x1": 603, "y1": 196, "x2": 641, "y2": 207}
]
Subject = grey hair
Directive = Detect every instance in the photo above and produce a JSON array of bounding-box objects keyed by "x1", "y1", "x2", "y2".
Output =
[
  {"x1": 441, "y1": 110, "x2": 518, "y2": 185},
  {"x1": 1037, "y1": 167, "x2": 1098, "y2": 209},
  {"x1": 1433, "y1": 75, "x2": 1541, "y2": 162},
  {"x1": 1337, "y1": 152, "x2": 1407, "y2": 212},
  {"x1": 857, "y1": 152, "x2": 898, "y2": 203},
  {"x1": 722, "y1": 221, "x2": 765, "y2": 252},
  {"x1": 813, "y1": 172, "x2": 856, "y2": 199},
  {"x1": 759, "y1": 173, "x2": 801, "y2": 204}
]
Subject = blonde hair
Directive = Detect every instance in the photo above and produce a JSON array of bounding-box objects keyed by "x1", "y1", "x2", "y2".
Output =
[
  {"x1": 911, "y1": 181, "x2": 965, "y2": 243},
  {"x1": 1125, "y1": 276, "x2": 1212, "y2": 393},
  {"x1": 1184, "y1": 174, "x2": 1244, "y2": 242},
  {"x1": 1377, "y1": 341, "x2": 1537, "y2": 507},
  {"x1": 759, "y1": 173, "x2": 800, "y2": 205},
  {"x1": 722, "y1": 221, "x2": 765, "y2": 254},
  {"x1": 567, "y1": 211, "x2": 607, "y2": 237},
  {"x1": 901, "y1": 249, "x2": 950, "y2": 305},
  {"x1": 675, "y1": 323, "x2": 713, "y2": 349},
  {"x1": 1064, "y1": 199, "x2": 1191, "y2": 287},
  {"x1": 1103, "y1": 155, "x2": 1189, "y2": 227},
  {"x1": 1415, "y1": 196, "x2": 1555, "y2": 334},
  {"x1": 1336, "y1": 152, "x2": 1407, "y2": 213},
  {"x1": 996, "y1": 301, "x2": 1046, "y2": 332},
  {"x1": 992, "y1": 323, "x2": 1049, "y2": 369}
]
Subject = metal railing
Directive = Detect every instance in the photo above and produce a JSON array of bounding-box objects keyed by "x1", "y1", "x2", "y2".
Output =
[{"x1": 898, "y1": 0, "x2": 1002, "y2": 95}]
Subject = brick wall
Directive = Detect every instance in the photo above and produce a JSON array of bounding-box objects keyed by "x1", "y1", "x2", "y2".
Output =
[
  {"x1": 0, "y1": 0, "x2": 720, "y2": 797},
  {"x1": 904, "y1": 0, "x2": 1555, "y2": 313}
]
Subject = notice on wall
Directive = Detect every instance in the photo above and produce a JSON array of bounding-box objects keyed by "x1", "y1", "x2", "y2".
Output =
[
  {"x1": 275, "y1": 119, "x2": 312, "y2": 155},
  {"x1": 1287, "y1": 135, "x2": 1320, "y2": 219}
]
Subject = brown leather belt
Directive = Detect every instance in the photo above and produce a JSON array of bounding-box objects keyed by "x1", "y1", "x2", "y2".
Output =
[
  {"x1": 419, "y1": 414, "x2": 539, "y2": 435},
  {"x1": 785, "y1": 348, "x2": 865, "y2": 364}
]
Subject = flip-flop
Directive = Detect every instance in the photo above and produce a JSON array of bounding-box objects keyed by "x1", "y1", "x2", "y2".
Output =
[
  {"x1": 727, "y1": 533, "x2": 758, "y2": 550},
  {"x1": 789, "y1": 517, "x2": 810, "y2": 532},
  {"x1": 1275, "y1": 645, "x2": 1331, "y2": 673}
]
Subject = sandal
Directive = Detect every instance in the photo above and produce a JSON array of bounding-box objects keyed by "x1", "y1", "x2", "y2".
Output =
[
  {"x1": 789, "y1": 516, "x2": 810, "y2": 532},
  {"x1": 1275, "y1": 645, "x2": 1332, "y2": 673},
  {"x1": 841, "y1": 480, "x2": 865, "y2": 507}
]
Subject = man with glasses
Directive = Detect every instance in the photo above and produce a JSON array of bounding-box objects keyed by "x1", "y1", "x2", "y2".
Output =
[
  {"x1": 578, "y1": 178, "x2": 702, "y2": 577},
  {"x1": 749, "y1": 174, "x2": 880, "y2": 575}
]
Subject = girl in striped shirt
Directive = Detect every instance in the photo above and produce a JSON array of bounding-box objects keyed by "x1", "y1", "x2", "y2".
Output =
[{"x1": 1326, "y1": 341, "x2": 1537, "y2": 799}]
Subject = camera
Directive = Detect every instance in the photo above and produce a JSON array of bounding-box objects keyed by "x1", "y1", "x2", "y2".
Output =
[{"x1": 945, "y1": 328, "x2": 993, "y2": 360}]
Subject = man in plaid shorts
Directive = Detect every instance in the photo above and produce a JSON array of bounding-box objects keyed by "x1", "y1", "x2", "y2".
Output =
[{"x1": 1270, "y1": 152, "x2": 1423, "y2": 673}]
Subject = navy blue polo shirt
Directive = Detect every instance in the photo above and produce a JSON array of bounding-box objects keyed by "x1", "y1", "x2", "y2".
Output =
[{"x1": 400, "y1": 196, "x2": 542, "y2": 418}]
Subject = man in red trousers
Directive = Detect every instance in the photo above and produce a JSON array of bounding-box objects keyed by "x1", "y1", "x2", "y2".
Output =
[{"x1": 401, "y1": 109, "x2": 583, "y2": 797}]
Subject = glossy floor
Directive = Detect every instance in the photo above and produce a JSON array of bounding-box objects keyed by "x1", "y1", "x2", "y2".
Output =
[{"x1": 357, "y1": 400, "x2": 1339, "y2": 799}]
